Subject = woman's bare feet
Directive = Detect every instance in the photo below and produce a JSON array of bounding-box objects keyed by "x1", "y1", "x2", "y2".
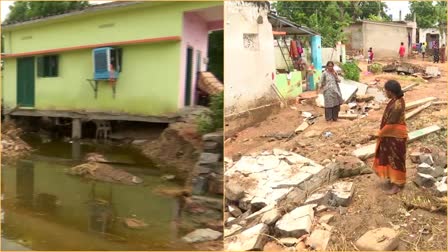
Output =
[{"x1": 384, "y1": 184, "x2": 402, "y2": 195}]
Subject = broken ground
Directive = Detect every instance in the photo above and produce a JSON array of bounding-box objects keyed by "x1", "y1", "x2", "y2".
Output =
[{"x1": 224, "y1": 58, "x2": 447, "y2": 251}]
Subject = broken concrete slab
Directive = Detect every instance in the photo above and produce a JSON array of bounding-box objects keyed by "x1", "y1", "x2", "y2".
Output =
[
  {"x1": 355, "y1": 228, "x2": 399, "y2": 251},
  {"x1": 306, "y1": 229, "x2": 331, "y2": 250},
  {"x1": 229, "y1": 205, "x2": 243, "y2": 218},
  {"x1": 341, "y1": 77, "x2": 368, "y2": 95},
  {"x1": 245, "y1": 204, "x2": 275, "y2": 221},
  {"x1": 435, "y1": 181, "x2": 447, "y2": 196},
  {"x1": 353, "y1": 125, "x2": 442, "y2": 160},
  {"x1": 414, "y1": 173, "x2": 437, "y2": 188},
  {"x1": 417, "y1": 163, "x2": 444, "y2": 178},
  {"x1": 419, "y1": 154, "x2": 434, "y2": 166},
  {"x1": 225, "y1": 223, "x2": 269, "y2": 251},
  {"x1": 275, "y1": 205, "x2": 314, "y2": 237},
  {"x1": 319, "y1": 214, "x2": 335, "y2": 224},
  {"x1": 295, "y1": 121, "x2": 310, "y2": 133},
  {"x1": 304, "y1": 191, "x2": 330, "y2": 205},
  {"x1": 405, "y1": 97, "x2": 438, "y2": 110},
  {"x1": 330, "y1": 181, "x2": 355, "y2": 207},
  {"x1": 182, "y1": 228, "x2": 222, "y2": 243},
  {"x1": 224, "y1": 224, "x2": 243, "y2": 237},
  {"x1": 425, "y1": 66, "x2": 440, "y2": 77},
  {"x1": 261, "y1": 207, "x2": 282, "y2": 225},
  {"x1": 225, "y1": 178, "x2": 246, "y2": 201},
  {"x1": 366, "y1": 87, "x2": 387, "y2": 103},
  {"x1": 405, "y1": 102, "x2": 433, "y2": 120}
]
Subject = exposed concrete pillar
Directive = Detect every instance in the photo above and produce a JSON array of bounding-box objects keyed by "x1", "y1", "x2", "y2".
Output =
[
  {"x1": 72, "y1": 118, "x2": 82, "y2": 140},
  {"x1": 71, "y1": 140, "x2": 81, "y2": 161}
]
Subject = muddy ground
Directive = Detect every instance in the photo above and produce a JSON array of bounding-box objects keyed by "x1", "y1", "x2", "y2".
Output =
[{"x1": 225, "y1": 58, "x2": 447, "y2": 251}]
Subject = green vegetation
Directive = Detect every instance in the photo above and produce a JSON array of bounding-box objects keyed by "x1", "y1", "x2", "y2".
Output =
[
  {"x1": 342, "y1": 62, "x2": 360, "y2": 81},
  {"x1": 197, "y1": 92, "x2": 223, "y2": 134},
  {"x1": 369, "y1": 63, "x2": 383, "y2": 74}
]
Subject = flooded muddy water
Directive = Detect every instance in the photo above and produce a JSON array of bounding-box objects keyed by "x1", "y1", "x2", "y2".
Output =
[{"x1": 1, "y1": 137, "x2": 196, "y2": 251}]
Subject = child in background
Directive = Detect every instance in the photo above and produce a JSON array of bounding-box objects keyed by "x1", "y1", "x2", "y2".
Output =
[{"x1": 368, "y1": 47, "x2": 374, "y2": 64}]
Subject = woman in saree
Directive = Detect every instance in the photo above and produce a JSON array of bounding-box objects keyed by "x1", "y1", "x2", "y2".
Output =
[
  {"x1": 318, "y1": 61, "x2": 343, "y2": 122},
  {"x1": 373, "y1": 80, "x2": 408, "y2": 194}
]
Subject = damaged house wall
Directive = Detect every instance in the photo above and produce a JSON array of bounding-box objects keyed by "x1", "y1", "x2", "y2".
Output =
[{"x1": 224, "y1": 1, "x2": 279, "y2": 134}]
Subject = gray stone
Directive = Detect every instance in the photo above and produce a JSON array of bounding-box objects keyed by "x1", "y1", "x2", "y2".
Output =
[
  {"x1": 225, "y1": 223, "x2": 269, "y2": 251},
  {"x1": 279, "y1": 237, "x2": 299, "y2": 246},
  {"x1": 417, "y1": 163, "x2": 444, "y2": 178},
  {"x1": 275, "y1": 205, "x2": 314, "y2": 237},
  {"x1": 306, "y1": 229, "x2": 331, "y2": 250},
  {"x1": 305, "y1": 191, "x2": 330, "y2": 205},
  {"x1": 319, "y1": 214, "x2": 335, "y2": 224},
  {"x1": 224, "y1": 224, "x2": 243, "y2": 237},
  {"x1": 330, "y1": 181, "x2": 355, "y2": 207},
  {"x1": 203, "y1": 140, "x2": 219, "y2": 151},
  {"x1": 355, "y1": 228, "x2": 399, "y2": 251},
  {"x1": 199, "y1": 153, "x2": 220, "y2": 165},
  {"x1": 435, "y1": 180, "x2": 447, "y2": 196},
  {"x1": 419, "y1": 154, "x2": 434, "y2": 165},
  {"x1": 225, "y1": 179, "x2": 245, "y2": 201},
  {"x1": 196, "y1": 165, "x2": 211, "y2": 175},
  {"x1": 414, "y1": 173, "x2": 437, "y2": 188},
  {"x1": 192, "y1": 176, "x2": 208, "y2": 195},
  {"x1": 202, "y1": 131, "x2": 223, "y2": 144},
  {"x1": 182, "y1": 228, "x2": 222, "y2": 243},
  {"x1": 228, "y1": 205, "x2": 243, "y2": 217},
  {"x1": 261, "y1": 208, "x2": 282, "y2": 225}
]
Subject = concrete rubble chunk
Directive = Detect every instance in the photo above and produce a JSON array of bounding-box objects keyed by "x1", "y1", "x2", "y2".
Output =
[
  {"x1": 182, "y1": 228, "x2": 222, "y2": 243},
  {"x1": 228, "y1": 205, "x2": 243, "y2": 218},
  {"x1": 275, "y1": 205, "x2": 314, "y2": 237},
  {"x1": 245, "y1": 204, "x2": 275, "y2": 221},
  {"x1": 417, "y1": 163, "x2": 444, "y2": 178},
  {"x1": 435, "y1": 180, "x2": 447, "y2": 196},
  {"x1": 261, "y1": 208, "x2": 282, "y2": 225},
  {"x1": 202, "y1": 131, "x2": 223, "y2": 143},
  {"x1": 316, "y1": 205, "x2": 328, "y2": 213},
  {"x1": 355, "y1": 228, "x2": 399, "y2": 251},
  {"x1": 306, "y1": 229, "x2": 331, "y2": 250},
  {"x1": 225, "y1": 223, "x2": 269, "y2": 251},
  {"x1": 419, "y1": 154, "x2": 434, "y2": 166},
  {"x1": 305, "y1": 191, "x2": 330, "y2": 205},
  {"x1": 319, "y1": 214, "x2": 335, "y2": 224},
  {"x1": 410, "y1": 152, "x2": 422, "y2": 163},
  {"x1": 329, "y1": 181, "x2": 355, "y2": 207},
  {"x1": 224, "y1": 224, "x2": 243, "y2": 237},
  {"x1": 414, "y1": 173, "x2": 437, "y2": 188},
  {"x1": 225, "y1": 179, "x2": 245, "y2": 201},
  {"x1": 279, "y1": 237, "x2": 299, "y2": 246}
]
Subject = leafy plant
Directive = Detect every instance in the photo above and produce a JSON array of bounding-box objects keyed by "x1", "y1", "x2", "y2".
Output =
[
  {"x1": 369, "y1": 63, "x2": 383, "y2": 74},
  {"x1": 342, "y1": 62, "x2": 360, "y2": 81},
  {"x1": 197, "y1": 92, "x2": 223, "y2": 134}
]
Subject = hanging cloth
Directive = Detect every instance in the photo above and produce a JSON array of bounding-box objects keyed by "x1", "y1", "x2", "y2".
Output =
[
  {"x1": 290, "y1": 40, "x2": 299, "y2": 59},
  {"x1": 297, "y1": 39, "x2": 303, "y2": 56}
]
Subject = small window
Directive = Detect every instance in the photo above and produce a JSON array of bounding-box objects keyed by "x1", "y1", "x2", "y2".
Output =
[
  {"x1": 110, "y1": 48, "x2": 122, "y2": 72},
  {"x1": 37, "y1": 55, "x2": 59, "y2": 77}
]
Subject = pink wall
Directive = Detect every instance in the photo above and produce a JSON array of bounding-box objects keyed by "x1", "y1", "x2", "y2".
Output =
[{"x1": 179, "y1": 12, "x2": 210, "y2": 107}]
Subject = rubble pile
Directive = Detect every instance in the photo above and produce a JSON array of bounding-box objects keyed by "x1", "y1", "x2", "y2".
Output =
[
  {"x1": 1, "y1": 122, "x2": 32, "y2": 163},
  {"x1": 411, "y1": 148, "x2": 447, "y2": 196},
  {"x1": 224, "y1": 149, "x2": 359, "y2": 251}
]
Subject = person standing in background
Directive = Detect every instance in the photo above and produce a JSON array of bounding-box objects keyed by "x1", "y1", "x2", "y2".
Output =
[{"x1": 398, "y1": 42, "x2": 406, "y2": 61}]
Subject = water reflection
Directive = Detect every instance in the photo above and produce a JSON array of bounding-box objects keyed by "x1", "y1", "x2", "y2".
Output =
[
  {"x1": 87, "y1": 183, "x2": 114, "y2": 234},
  {"x1": 16, "y1": 160, "x2": 34, "y2": 208}
]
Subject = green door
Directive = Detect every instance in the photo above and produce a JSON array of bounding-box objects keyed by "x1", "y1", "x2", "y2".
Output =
[
  {"x1": 184, "y1": 47, "x2": 194, "y2": 106},
  {"x1": 17, "y1": 57, "x2": 35, "y2": 107}
]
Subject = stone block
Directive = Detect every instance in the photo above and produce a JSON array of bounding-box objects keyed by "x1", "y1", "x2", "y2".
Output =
[
  {"x1": 414, "y1": 173, "x2": 437, "y2": 188},
  {"x1": 202, "y1": 131, "x2": 223, "y2": 144},
  {"x1": 306, "y1": 229, "x2": 331, "y2": 250},
  {"x1": 275, "y1": 205, "x2": 314, "y2": 237},
  {"x1": 192, "y1": 176, "x2": 209, "y2": 195},
  {"x1": 225, "y1": 223, "x2": 269, "y2": 251},
  {"x1": 355, "y1": 228, "x2": 399, "y2": 251},
  {"x1": 225, "y1": 179, "x2": 245, "y2": 201},
  {"x1": 435, "y1": 181, "x2": 447, "y2": 196},
  {"x1": 319, "y1": 214, "x2": 335, "y2": 224},
  {"x1": 224, "y1": 224, "x2": 243, "y2": 237},
  {"x1": 305, "y1": 191, "x2": 330, "y2": 205},
  {"x1": 199, "y1": 152, "x2": 220, "y2": 165},
  {"x1": 182, "y1": 228, "x2": 222, "y2": 243},
  {"x1": 417, "y1": 163, "x2": 444, "y2": 178}
]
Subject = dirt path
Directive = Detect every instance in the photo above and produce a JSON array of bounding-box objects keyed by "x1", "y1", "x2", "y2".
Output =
[{"x1": 224, "y1": 58, "x2": 447, "y2": 250}]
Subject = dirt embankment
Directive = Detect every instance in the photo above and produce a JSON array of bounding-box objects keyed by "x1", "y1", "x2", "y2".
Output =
[
  {"x1": 140, "y1": 121, "x2": 203, "y2": 185},
  {"x1": 1, "y1": 121, "x2": 33, "y2": 163}
]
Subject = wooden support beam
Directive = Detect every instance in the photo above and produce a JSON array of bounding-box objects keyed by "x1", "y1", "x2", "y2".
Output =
[
  {"x1": 295, "y1": 121, "x2": 309, "y2": 133},
  {"x1": 405, "y1": 102, "x2": 432, "y2": 120},
  {"x1": 402, "y1": 83, "x2": 419, "y2": 92},
  {"x1": 338, "y1": 113, "x2": 359, "y2": 120},
  {"x1": 405, "y1": 97, "x2": 438, "y2": 110},
  {"x1": 353, "y1": 125, "x2": 442, "y2": 160}
]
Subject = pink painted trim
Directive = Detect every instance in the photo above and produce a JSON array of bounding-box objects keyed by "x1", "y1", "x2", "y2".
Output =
[
  {"x1": 2, "y1": 36, "x2": 181, "y2": 58},
  {"x1": 207, "y1": 20, "x2": 223, "y2": 31}
]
